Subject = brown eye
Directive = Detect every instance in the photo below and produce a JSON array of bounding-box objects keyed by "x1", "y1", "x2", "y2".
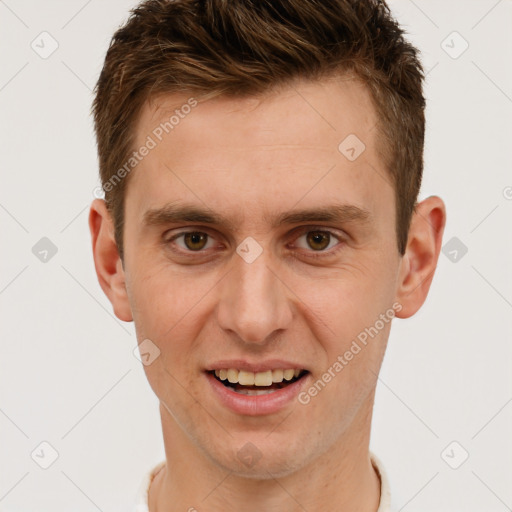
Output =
[
  {"x1": 306, "y1": 231, "x2": 331, "y2": 251},
  {"x1": 291, "y1": 228, "x2": 345, "y2": 258},
  {"x1": 183, "y1": 232, "x2": 209, "y2": 251}
]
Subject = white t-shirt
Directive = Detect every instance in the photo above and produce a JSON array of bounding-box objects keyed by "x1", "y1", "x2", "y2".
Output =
[{"x1": 133, "y1": 452, "x2": 396, "y2": 511}]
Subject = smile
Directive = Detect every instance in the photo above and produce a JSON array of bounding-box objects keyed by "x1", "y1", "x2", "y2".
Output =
[{"x1": 208, "y1": 368, "x2": 308, "y2": 396}]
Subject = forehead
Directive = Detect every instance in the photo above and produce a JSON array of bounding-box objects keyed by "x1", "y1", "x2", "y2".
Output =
[
  {"x1": 125, "y1": 77, "x2": 392, "y2": 230},
  {"x1": 138, "y1": 75, "x2": 378, "y2": 152}
]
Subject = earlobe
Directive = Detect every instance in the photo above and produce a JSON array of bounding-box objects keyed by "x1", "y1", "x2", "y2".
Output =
[
  {"x1": 395, "y1": 195, "x2": 446, "y2": 318},
  {"x1": 88, "y1": 199, "x2": 133, "y2": 322}
]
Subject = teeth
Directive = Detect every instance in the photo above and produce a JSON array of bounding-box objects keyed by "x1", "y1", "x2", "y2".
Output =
[
  {"x1": 238, "y1": 370, "x2": 255, "y2": 385},
  {"x1": 254, "y1": 370, "x2": 272, "y2": 386},
  {"x1": 283, "y1": 369, "x2": 295, "y2": 381},
  {"x1": 272, "y1": 369, "x2": 283, "y2": 382},
  {"x1": 213, "y1": 368, "x2": 304, "y2": 386}
]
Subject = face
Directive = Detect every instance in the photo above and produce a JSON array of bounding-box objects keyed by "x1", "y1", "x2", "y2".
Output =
[{"x1": 113, "y1": 77, "x2": 405, "y2": 476}]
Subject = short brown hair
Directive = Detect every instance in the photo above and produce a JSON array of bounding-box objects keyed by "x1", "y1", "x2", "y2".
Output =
[{"x1": 92, "y1": 0, "x2": 425, "y2": 261}]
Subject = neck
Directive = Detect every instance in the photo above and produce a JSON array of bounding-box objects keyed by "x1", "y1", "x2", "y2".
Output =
[{"x1": 149, "y1": 393, "x2": 381, "y2": 512}]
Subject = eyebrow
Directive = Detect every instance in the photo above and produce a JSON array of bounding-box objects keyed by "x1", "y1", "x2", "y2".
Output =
[{"x1": 142, "y1": 202, "x2": 372, "y2": 231}]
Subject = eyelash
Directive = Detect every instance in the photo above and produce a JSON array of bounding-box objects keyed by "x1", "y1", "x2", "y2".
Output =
[{"x1": 164, "y1": 227, "x2": 346, "y2": 260}]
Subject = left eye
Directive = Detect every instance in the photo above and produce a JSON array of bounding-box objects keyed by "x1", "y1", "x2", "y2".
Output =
[{"x1": 292, "y1": 230, "x2": 341, "y2": 252}]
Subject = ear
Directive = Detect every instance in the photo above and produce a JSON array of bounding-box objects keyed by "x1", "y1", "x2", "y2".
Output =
[
  {"x1": 395, "y1": 195, "x2": 446, "y2": 318},
  {"x1": 88, "y1": 199, "x2": 133, "y2": 322}
]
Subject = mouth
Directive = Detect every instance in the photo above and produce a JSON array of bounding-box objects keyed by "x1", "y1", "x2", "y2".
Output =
[{"x1": 207, "y1": 368, "x2": 309, "y2": 396}]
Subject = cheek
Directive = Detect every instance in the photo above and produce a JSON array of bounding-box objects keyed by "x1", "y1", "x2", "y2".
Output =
[
  {"x1": 129, "y1": 266, "x2": 204, "y2": 407},
  {"x1": 128, "y1": 259, "x2": 191, "y2": 330},
  {"x1": 127, "y1": 261, "x2": 220, "y2": 367},
  {"x1": 298, "y1": 318, "x2": 391, "y2": 432},
  {"x1": 291, "y1": 256, "x2": 397, "y2": 402},
  {"x1": 295, "y1": 260, "x2": 396, "y2": 335}
]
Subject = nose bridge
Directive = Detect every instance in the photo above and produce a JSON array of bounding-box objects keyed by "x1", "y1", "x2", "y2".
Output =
[{"x1": 217, "y1": 241, "x2": 292, "y2": 344}]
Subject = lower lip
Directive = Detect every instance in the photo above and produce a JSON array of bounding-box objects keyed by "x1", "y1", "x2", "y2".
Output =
[{"x1": 206, "y1": 371, "x2": 309, "y2": 416}]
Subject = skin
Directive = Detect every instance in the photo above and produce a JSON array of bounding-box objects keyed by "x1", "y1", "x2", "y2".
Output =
[{"x1": 89, "y1": 76, "x2": 446, "y2": 511}]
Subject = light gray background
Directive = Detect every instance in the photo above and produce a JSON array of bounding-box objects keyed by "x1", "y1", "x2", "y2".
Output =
[{"x1": 1, "y1": 0, "x2": 511, "y2": 510}]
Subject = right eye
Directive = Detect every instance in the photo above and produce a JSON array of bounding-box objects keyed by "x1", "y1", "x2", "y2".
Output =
[{"x1": 165, "y1": 230, "x2": 218, "y2": 253}]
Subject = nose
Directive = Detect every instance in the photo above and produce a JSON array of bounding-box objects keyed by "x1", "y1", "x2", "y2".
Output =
[{"x1": 216, "y1": 245, "x2": 293, "y2": 346}]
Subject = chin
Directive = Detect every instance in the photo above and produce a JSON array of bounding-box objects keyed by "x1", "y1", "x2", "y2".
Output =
[{"x1": 207, "y1": 440, "x2": 311, "y2": 480}]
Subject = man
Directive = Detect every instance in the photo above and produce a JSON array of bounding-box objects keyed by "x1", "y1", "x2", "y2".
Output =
[{"x1": 89, "y1": 0, "x2": 446, "y2": 510}]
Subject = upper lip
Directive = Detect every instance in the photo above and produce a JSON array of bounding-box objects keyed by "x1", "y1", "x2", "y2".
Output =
[{"x1": 205, "y1": 359, "x2": 308, "y2": 373}]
